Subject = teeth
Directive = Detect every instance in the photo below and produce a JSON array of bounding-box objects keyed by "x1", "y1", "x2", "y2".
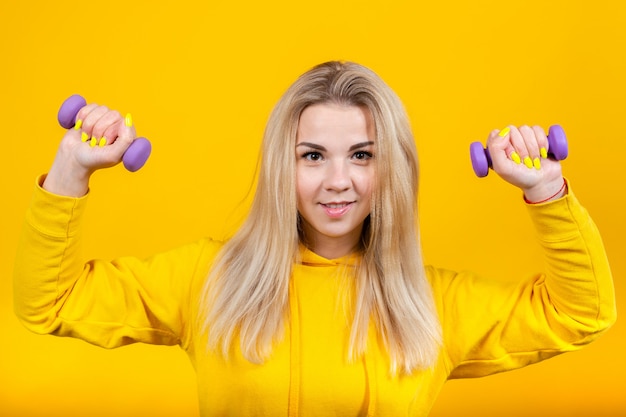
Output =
[{"x1": 326, "y1": 203, "x2": 348, "y2": 208}]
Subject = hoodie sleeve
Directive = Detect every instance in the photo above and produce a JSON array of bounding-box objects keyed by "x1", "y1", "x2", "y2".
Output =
[
  {"x1": 13, "y1": 175, "x2": 218, "y2": 350},
  {"x1": 431, "y1": 181, "x2": 616, "y2": 379}
]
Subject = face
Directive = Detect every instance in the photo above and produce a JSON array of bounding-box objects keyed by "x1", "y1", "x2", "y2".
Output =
[{"x1": 295, "y1": 103, "x2": 376, "y2": 259}]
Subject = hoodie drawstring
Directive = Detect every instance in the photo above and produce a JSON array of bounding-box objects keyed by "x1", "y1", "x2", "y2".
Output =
[
  {"x1": 288, "y1": 279, "x2": 300, "y2": 417},
  {"x1": 363, "y1": 337, "x2": 377, "y2": 416},
  {"x1": 287, "y1": 269, "x2": 377, "y2": 416}
]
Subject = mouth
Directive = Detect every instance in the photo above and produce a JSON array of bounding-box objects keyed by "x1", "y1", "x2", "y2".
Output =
[{"x1": 320, "y1": 201, "x2": 354, "y2": 218}]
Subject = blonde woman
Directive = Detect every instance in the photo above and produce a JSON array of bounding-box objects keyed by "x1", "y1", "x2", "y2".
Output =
[{"x1": 15, "y1": 61, "x2": 615, "y2": 416}]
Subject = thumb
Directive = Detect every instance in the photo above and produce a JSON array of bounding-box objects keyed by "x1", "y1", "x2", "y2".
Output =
[
  {"x1": 116, "y1": 113, "x2": 137, "y2": 152},
  {"x1": 103, "y1": 113, "x2": 137, "y2": 162},
  {"x1": 94, "y1": 112, "x2": 137, "y2": 169},
  {"x1": 118, "y1": 113, "x2": 151, "y2": 172},
  {"x1": 487, "y1": 126, "x2": 519, "y2": 172}
]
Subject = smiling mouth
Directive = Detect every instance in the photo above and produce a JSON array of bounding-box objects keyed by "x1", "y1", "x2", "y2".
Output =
[
  {"x1": 321, "y1": 202, "x2": 354, "y2": 218},
  {"x1": 323, "y1": 202, "x2": 351, "y2": 209}
]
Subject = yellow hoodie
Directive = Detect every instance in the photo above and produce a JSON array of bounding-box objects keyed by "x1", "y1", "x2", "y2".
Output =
[{"x1": 14, "y1": 176, "x2": 616, "y2": 416}]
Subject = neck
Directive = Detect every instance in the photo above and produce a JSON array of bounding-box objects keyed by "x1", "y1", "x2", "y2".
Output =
[{"x1": 300, "y1": 230, "x2": 362, "y2": 260}]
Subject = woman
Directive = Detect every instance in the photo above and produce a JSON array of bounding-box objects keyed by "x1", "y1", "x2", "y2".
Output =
[{"x1": 14, "y1": 61, "x2": 616, "y2": 416}]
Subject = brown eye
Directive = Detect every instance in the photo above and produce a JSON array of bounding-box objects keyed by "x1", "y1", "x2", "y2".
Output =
[
  {"x1": 303, "y1": 152, "x2": 323, "y2": 162},
  {"x1": 352, "y1": 151, "x2": 373, "y2": 160}
]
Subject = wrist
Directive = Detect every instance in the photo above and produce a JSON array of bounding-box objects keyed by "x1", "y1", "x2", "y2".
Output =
[
  {"x1": 43, "y1": 160, "x2": 92, "y2": 197},
  {"x1": 523, "y1": 178, "x2": 567, "y2": 204}
]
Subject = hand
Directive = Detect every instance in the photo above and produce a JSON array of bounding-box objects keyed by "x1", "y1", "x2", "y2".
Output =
[
  {"x1": 486, "y1": 125, "x2": 565, "y2": 203},
  {"x1": 43, "y1": 104, "x2": 136, "y2": 197}
]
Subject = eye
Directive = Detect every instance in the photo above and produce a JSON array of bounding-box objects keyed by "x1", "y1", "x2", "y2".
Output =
[
  {"x1": 352, "y1": 151, "x2": 373, "y2": 161},
  {"x1": 302, "y1": 151, "x2": 323, "y2": 162}
]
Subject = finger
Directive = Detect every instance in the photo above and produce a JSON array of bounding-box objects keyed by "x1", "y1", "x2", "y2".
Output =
[
  {"x1": 532, "y1": 125, "x2": 549, "y2": 159},
  {"x1": 100, "y1": 119, "x2": 123, "y2": 147},
  {"x1": 485, "y1": 126, "x2": 516, "y2": 176},
  {"x1": 487, "y1": 126, "x2": 521, "y2": 165},
  {"x1": 74, "y1": 103, "x2": 99, "y2": 126},
  {"x1": 508, "y1": 126, "x2": 536, "y2": 169},
  {"x1": 105, "y1": 113, "x2": 136, "y2": 153},
  {"x1": 79, "y1": 105, "x2": 110, "y2": 143},
  {"x1": 73, "y1": 104, "x2": 101, "y2": 144},
  {"x1": 518, "y1": 125, "x2": 542, "y2": 170},
  {"x1": 118, "y1": 113, "x2": 137, "y2": 150},
  {"x1": 91, "y1": 110, "x2": 123, "y2": 147},
  {"x1": 84, "y1": 114, "x2": 136, "y2": 168}
]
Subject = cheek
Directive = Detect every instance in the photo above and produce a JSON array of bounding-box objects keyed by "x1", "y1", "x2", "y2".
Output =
[
  {"x1": 295, "y1": 171, "x2": 315, "y2": 204},
  {"x1": 355, "y1": 169, "x2": 376, "y2": 198},
  {"x1": 296, "y1": 162, "x2": 326, "y2": 189}
]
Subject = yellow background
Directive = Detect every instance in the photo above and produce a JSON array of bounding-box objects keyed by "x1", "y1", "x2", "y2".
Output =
[{"x1": 1, "y1": 0, "x2": 624, "y2": 415}]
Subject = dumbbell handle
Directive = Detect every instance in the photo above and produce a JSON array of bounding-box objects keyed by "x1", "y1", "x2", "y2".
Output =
[
  {"x1": 469, "y1": 125, "x2": 568, "y2": 177},
  {"x1": 57, "y1": 94, "x2": 151, "y2": 172}
]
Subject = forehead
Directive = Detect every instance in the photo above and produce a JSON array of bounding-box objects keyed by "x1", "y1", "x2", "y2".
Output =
[{"x1": 296, "y1": 103, "x2": 375, "y2": 144}]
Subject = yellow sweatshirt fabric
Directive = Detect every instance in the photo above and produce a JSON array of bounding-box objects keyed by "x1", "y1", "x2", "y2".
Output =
[{"x1": 14, "y1": 176, "x2": 616, "y2": 416}]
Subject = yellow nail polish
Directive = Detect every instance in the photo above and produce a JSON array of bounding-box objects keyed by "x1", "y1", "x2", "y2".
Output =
[
  {"x1": 81, "y1": 132, "x2": 89, "y2": 142},
  {"x1": 498, "y1": 127, "x2": 510, "y2": 137},
  {"x1": 533, "y1": 157, "x2": 541, "y2": 170},
  {"x1": 90, "y1": 136, "x2": 97, "y2": 147},
  {"x1": 125, "y1": 113, "x2": 133, "y2": 127},
  {"x1": 540, "y1": 147, "x2": 548, "y2": 159},
  {"x1": 524, "y1": 156, "x2": 533, "y2": 168},
  {"x1": 99, "y1": 137, "x2": 107, "y2": 147},
  {"x1": 511, "y1": 151, "x2": 521, "y2": 164},
  {"x1": 74, "y1": 119, "x2": 83, "y2": 130}
]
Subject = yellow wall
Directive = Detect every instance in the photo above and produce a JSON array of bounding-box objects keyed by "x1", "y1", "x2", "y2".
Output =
[{"x1": 1, "y1": 0, "x2": 624, "y2": 415}]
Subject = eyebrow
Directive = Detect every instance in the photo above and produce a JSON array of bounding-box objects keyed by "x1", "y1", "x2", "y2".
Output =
[{"x1": 295, "y1": 141, "x2": 374, "y2": 152}]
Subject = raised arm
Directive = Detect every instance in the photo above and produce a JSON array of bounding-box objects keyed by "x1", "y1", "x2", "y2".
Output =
[
  {"x1": 14, "y1": 102, "x2": 217, "y2": 349},
  {"x1": 436, "y1": 125, "x2": 616, "y2": 378}
]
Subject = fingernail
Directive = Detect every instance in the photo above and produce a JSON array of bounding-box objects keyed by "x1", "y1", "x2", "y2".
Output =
[
  {"x1": 498, "y1": 127, "x2": 510, "y2": 137},
  {"x1": 74, "y1": 119, "x2": 83, "y2": 130},
  {"x1": 540, "y1": 147, "x2": 548, "y2": 159},
  {"x1": 511, "y1": 151, "x2": 521, "y2": 164},
  {"x1": 90, "y1": 136, "x2": 97, "y2": 147},
  {"x1": 81, "y1": 132, "x2": 89, "y2": 142},
  {"x1": 524, "y1": 156, "x2": 533, "y2": 169},
  {"x1": 125, "y1": 113, "x2": 133, "y2": 127},
  {"x1": 533, "y1": 157, "x2": 541, "y2": 170},
  {"x1": 98, "y1": 137, "x2": 107, "y2": 147}
]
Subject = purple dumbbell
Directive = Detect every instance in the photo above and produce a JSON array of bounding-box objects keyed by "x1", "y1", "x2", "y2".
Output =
[
  {"x1": 469, "y1": 124, "x2": 568, "y2": 177},
  {"x1": 57, "y1": 94, "x2": 151, "y2": 172}
]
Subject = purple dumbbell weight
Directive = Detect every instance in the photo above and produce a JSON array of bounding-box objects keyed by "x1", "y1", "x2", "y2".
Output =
[
  {"x1": 469, "y1": 125, "x2": 568, "y2": 177},
  {"x1": 57, "y1": 94, "x2": 151, "y2": 172}
]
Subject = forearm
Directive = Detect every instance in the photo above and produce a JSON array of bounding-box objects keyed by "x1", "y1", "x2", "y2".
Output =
[
  {"x1": 43, "y1": 155, "x2": 91, "y2": 197},
  {"x1": 527, "y1": 182, "x2": 616, "y2": 338},
  {"x1": 14, "y1": 177, "x2": 217, "y2": 347},
  {"x1": 14, "y1": 176, "x2": 88, "y2": 333},
  {"x1": 442, "y1": 184, "x2": 615, "y2": 379}
]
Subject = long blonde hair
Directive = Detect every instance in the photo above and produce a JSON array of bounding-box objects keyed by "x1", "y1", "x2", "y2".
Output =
[{"x1": 200, "y1": 61, "x2": 441, "y2": 374}]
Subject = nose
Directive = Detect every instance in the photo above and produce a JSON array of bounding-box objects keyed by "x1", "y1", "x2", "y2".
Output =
[{"x1": 324, "y1": 159, "x2": 352, "y2": 192}]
